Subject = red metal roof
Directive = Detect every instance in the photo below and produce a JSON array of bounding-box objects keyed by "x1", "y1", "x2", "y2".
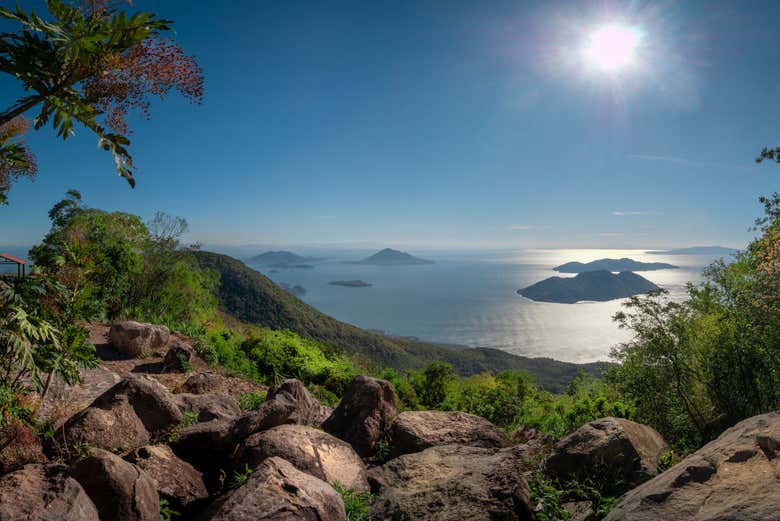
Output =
[{"x1": 0, "y1": 253, "x2": 26, "y2": 264}]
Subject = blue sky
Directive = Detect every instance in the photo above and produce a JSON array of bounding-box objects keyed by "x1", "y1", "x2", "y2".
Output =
[{"x1": 1, "y1": 0, "x2": 779, "y2": 249}]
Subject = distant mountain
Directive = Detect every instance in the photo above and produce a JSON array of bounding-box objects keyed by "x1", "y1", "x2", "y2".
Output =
[
  {"x1": 329, "y1": 280, "x2": 372, "y2": 287},
  {"x1": 249, "y1": 250, "x2": 321, "y2": 266},
  {"x1": 648, "y1": 246, "x2": 739, "y2": 256},
  {"x1": 194, "y1": 250, "x2": 607, "y2": 393},
  {"x1": 518, "y1": 270, "x2": 659, "y2": 304},
  {"x1": 554, "y1": 258, "x2": 678, "y2": 273},
  {"x1": 346, "y1": 248, "x2": 434, "y2": 265}
]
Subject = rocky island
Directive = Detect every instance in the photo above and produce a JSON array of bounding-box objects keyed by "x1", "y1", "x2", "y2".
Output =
[
  {"x1": 518, "y1": 270, "x2": 659, "y2": 303},
  {"x1": 553, "y1": 258, "x2": 678, "y2": 273},
  {"x1": 249, "y1": 250, "x2": 322, "y2": 267},
  {"x1": 329, "y1": 280, "x2": 372, "y2": 287},
  {"x1": 345, "y1": 248, "x2": 434, "y2": 265}
]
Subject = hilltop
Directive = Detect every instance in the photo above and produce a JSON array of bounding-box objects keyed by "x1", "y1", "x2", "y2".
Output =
[
  {"x1": 554, "y1": 258, "x2": 678, "y2": 273},
  {"x1": 518, "y1": 270, "x2": 659, "y2": 304},
  {"x1": 345, "y1": 248, "x2": 434, "y2": 265},
  {"x1": 193, "y1": 250, "x2": 606, "y2": 392}
]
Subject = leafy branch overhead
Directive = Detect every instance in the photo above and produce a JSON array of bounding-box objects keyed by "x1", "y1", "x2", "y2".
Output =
[{"x1": 0, "y1": 0, "x2": 203, "y2": 202}]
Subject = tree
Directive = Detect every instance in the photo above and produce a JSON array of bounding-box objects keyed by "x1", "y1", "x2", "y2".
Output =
[{"x1": 0, "y1": 0, "x2": 203, "y2": 203}]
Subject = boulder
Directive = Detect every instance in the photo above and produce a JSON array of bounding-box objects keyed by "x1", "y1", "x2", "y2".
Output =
[
  {"x1": 391, "y1": 410, "x2": 510, "y2": 457},
  {"x1": 126, "y1": 444, "x2": 209, "y2": 511},
  {"x1": 176, "y1": 372, "x2": 230, "y2": 395},
  {"x1": 230, "y1": 397, "x2": 296, "y2": 441},
  {"x1": 233, "y1": 424, "x2": 369, "y2": 492},
  {"x1": 0, "y1": 421, "x2": 46, "y2": 473},
  {"x1": 38, "y1": 366, "x2": 121, "y2": 424},
  {"x1": 163, "y1": 340, "x2": 195, "y2": 372},
  {"x1": 90, "y1": 375, "x2": 183, "y2": 433},
  {"x1": 322, "y1": 375, "x2": 398, "y2": 457},
  {"x1": 368, "y1": 444, "x2": 534, "y2": 521},
  {"x1": 198, "y1": 457, "x2": 345, "y2": 521},
  {"x1": 0, "y1": 464, "x2": 99, "y2": 521},
  {"x1": 605, "y1": 411, "x2": 780, "y2": 521},
  {"x1": 109, "y1": 321, "x2": 169, "y2": 357},
  {"x1": 170, "y1": 419, "x2": 236, "y2": 480},
  {"x1": 57, "y1": 393, "x2": 150, "y2": 452},
  {"x1": 266, "y1": 379, "x2": 332, "y2": 426},
  {"x1": 174, "y1": 393, "x2": 242, "y2": 422},
  {"x1": 545, "y1": 417, "x2": 668, "y2": 489},
  {"x1": 70, "y1": 448, "x2": 159, "y2": 521}
]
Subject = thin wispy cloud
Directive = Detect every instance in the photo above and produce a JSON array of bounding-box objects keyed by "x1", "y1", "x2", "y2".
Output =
[
  {"x1": 598, "y1": 232, "x2": 624, "y2": 237},
  {"x1": 612, "y1": 210, "x2": 662, "y2": 216}
]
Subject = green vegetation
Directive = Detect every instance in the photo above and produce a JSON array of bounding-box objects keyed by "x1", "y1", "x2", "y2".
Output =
[
  {"x1": 333, "y1": 482, "x2": 375, "y2": 521},
  {"x1": 0, "y1": 0, "x2": 203, "y2": 204},
  {"x1": 238, "y1": 391, "x2": 267, "y2": 411},
  {"x1": 229, "y1": 463, "x2": 254, "y2": 490},
  {"x1": 159, "y1": 497, "x2": 180, "y2": 521},
  {"x1": 194, "y1": 250, "x2": 607, "y2": 393}
]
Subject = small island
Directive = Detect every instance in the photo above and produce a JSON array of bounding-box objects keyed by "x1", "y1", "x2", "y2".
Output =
[
  {"x1": 250, "y1": 250, "x2": 322, "y2": 267},
  {"x1": 518, "y1": 270, "x2": 659, "y2": 303},
  {"x1": 279, "y1": 283, "x2": 306, "y2": 297},
  {"x1": 329, "y1": 280, "x2": 372, "y2": 287},
  {"x1": 553, "y1": 257, "x2": 678, "y2": 273},
  {"x1": 345, "y1": 248, "x2": 434, "y2": 266}
]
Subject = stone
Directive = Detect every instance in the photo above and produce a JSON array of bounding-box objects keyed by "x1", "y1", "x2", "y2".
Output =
[
  {"x1": 70, "y1": 448, "x2": 159, "y2": 521},
  {"x1": 391, "y1": 410, "x2": 510, "y2": 457},
  {"x1": 174, "y1": 392, "x2": 242, "y2": 422},
  {"x1": 126, "y1": 444, "x2": 209, "y2": 511},
  {"x1": 234, "y1": 424, "x2": 369, "y2": 492},
  {"x1": 109, "y1": 321, "x2": 169, "y2": 357},
  {"x1": 545, "y1": 417, "x2": 668, "y2": 489},
  {"x1": 368, "y1": 444, "x2": 534, "y2": 521},
  {"x1": 0, "y1": 464, "x2": 99, "y2": 521},
  {"x1": 176, "y1": 372, "x2": 229, "y2": 395},
  {"x1": 90, "y1": 375, "x2": 183, "y2": 433},
  {"x1": 230, "y1": 397, "x2": 296, "y2": 441},
  {"x1": 170, "y1": 419, "x2": 236, "y2": 471},
  {"x1": 163, "y1": 340, "x2": 195, "y2": 372},
  {"x1": 322, "y1": 375, "x2": 398, "y2": 457},
  {"x1": 266, "y1": 379, "x2": 332, "y2": 426},
  {"x1": 57, "y1": 393, "x2": 150, "y2": 452},
  {"x1": 605, "y1": 411, "x2": 780, "y2": 521},
  {"x1": 198, "y1": 457, "x2": 345, "y2": 521}
]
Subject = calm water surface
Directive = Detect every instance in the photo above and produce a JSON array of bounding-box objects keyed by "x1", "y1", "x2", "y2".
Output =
[{"x1": 248, "y1": 248, "x2": 722, "y2": 364}]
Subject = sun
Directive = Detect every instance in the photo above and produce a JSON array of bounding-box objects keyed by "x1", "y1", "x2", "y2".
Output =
[{"x1": 583, "y1": 24, "x2": 642, "y2": 74}]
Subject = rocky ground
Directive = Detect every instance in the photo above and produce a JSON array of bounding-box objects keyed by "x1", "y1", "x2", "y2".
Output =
[{"x1": 1, "y1": 320, "x2": 779, "y2": 521}]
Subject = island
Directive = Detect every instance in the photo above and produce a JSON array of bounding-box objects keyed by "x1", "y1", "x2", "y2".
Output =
[
  {"x1": 345, "y1": 248, "x2": 434, "y2": 265},
  {"x1": 517, "y1": 270, "x2": 659, "y2": 303},
  {"x1": 553, "y1": 258, "x2": 678, "y2": 273},
  {"x1": 329, "y1": 280, "x2": 372, "y2": 287},
  {"x1": 269, "y1": 263, "x2": 314, "y2": 270},
  {"x1": 249, "y1": 250, "x2": 322, "y2": 266},
  {"x1": 279, "y1": 283, "x2": 306, "y2": 297},
  {"x1": 647, "y1": 246, "x2": 739, "y2": 256}
]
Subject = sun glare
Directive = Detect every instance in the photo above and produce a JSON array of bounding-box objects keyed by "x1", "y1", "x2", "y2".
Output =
[{"x1": 583, "y1": 24, "x2": 642, "y2": 74}]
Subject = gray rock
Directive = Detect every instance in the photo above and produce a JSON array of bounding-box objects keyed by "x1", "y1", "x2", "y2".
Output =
[
  {"x1": 176, "y1": 372, "x2": 229, "y2": 395},
  {"x1": 0, "y1": 464, "x2": 99, "y2": 521},
  {"x1": 126, "y1": 444, "x2": 209, "y2": 511},
  {"x1": 266, "y1": 379, "x2": 332, "y2": 426},
  {"x1": 163, "y1": 340, "x2": 195, "y2": 372},
  {"x1": 322, "y1": 375, "x2": 398, "y2": 457},
  {"x1": 234, "y1": 424, "x2": 369, "y2": 492},
  {"x1": 89, "y1": 375, "x2": 183, "y2": 433},
  {"x1": 231, "y1": 397, "x2": 296, "y2": 441},
  {"x1": 391, "y1": 410, "x2": 510, "y2": 457},
  {"x1": 198, "y1": 457, "x2": 345, "y2": 521},
  {"x1": 605, "y1": 411, "x2": 780, "y2": 521},
  {"x1": 70, "y1": 448, "x2": 159, "y2": 521},
  {"x1": 109, "y1": 321, "x2": 169, "y2": 357},
  {"x1": 58, "y1": 393, "x2": 150, "y2": 452},
  {"x1": 545, "y1": 417, "x2": 668, "y2": 489},
  {"x1": 174, "y1": 393, "x2": 242, "y2": 422},
  {"x1": 368, "y1": 444, "x2": 534, "y2": 521}
]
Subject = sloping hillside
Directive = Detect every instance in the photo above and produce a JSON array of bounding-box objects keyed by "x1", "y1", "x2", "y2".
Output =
[{"x1": 194, "y1": 251, "x2": 608, "y2": 392}]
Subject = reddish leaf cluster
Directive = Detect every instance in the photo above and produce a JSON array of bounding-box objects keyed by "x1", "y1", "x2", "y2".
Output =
[
  {"x1": 83, "y1": 38, "x2": 204, "y2": 135},
  {"x1": 0, "y1": 116, "x2": 37, "y2": 194}
]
